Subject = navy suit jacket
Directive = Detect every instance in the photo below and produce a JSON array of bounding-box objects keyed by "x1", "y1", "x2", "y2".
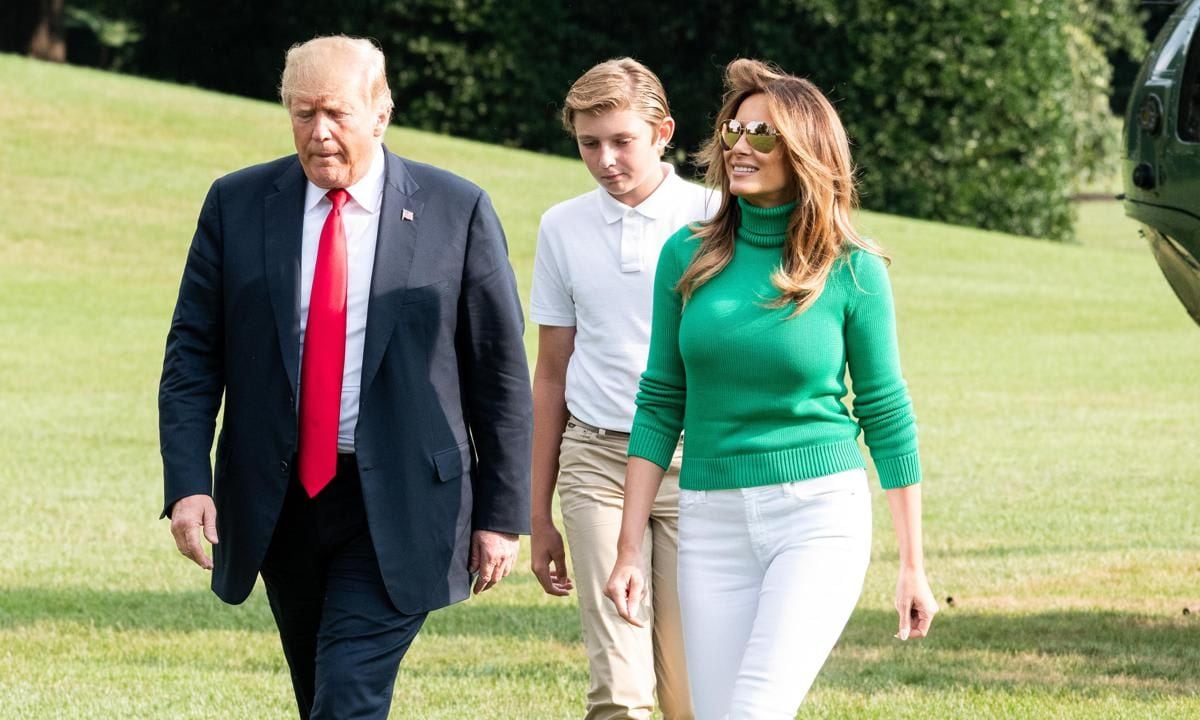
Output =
[{"x1": 158, "y1": 147, "x2": 532, "y2": 614}]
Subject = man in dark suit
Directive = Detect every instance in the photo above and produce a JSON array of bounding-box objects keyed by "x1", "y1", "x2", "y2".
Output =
[{"x1": 159, "y1": 35, "x2": 532, "y2": 719}]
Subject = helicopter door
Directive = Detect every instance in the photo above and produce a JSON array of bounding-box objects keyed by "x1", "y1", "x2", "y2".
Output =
[
  {"x1": 1145, "y1": 2, "x2": 1200, "y2": 326},
  {"x1": 1180, "y1": 22, "x2": 1200, "y2": 142},
  {"x1": 1168, "y1": 17, "x2": 1200, "y2": 193}
]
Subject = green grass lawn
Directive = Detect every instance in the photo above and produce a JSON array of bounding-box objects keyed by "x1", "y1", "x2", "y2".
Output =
[{"x1": 1, "y1": 54, "x2": 1198, "y2": 719}]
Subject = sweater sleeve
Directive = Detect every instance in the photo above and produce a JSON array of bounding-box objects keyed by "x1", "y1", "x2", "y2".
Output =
[
  {"x1": 845, "y1": 251, "x2": 922, "y2": 489},
  {"x1": 628, "y1": 227, "x2": 692, "y2": 469}
]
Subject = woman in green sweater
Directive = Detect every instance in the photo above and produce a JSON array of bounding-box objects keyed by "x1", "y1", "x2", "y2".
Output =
[{"x1": 604, "y1": 59, "x2": 938, "y2": 718}]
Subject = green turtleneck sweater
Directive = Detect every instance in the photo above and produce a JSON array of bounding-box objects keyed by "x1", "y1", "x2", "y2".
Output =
[{"x1": 628, "y1": 198, "x2": 922, "y2": 490}]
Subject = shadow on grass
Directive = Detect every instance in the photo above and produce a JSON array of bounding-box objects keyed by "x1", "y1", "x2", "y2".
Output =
[
  {"x1": 421, "y1": 600, "x2": 581, "y2": 644},
  {"x1": 4, "y1": 586, "x2": 1197, "y2": 699},
  {"x1": 0, "y1": 586, "x2": 581, "y2": 643},
  {"x1": 828, "y1": 608, "x2": 1200, "y2": 697},
  {"x1": 0, "y1": 587, "x2": 275, "y2": 632}
]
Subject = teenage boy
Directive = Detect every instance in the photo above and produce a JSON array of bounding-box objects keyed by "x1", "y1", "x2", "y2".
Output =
[{"x1": 529, "y1": 58, "x2": 714, "y2": 720}]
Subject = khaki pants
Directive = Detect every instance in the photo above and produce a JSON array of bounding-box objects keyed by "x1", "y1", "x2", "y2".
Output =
[{"x1": 558, "y1": 419, "x2": 692, "y2": 720}]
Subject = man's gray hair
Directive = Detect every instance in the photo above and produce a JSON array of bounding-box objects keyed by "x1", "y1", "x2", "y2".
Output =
[{"x1": 279, "y1": 35, "x2": 394, "y2": 119}]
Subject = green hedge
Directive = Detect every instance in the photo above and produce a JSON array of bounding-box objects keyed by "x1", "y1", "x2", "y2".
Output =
[
  {"x1": 757, "y1": 0, "x2": 1077, "y2": 240},
  {"x1": 86, "y1": 0, "x2": 1142, "y2": 241},
  {"x1": 479, "y1": 0, "x2": 1083, "y2": 240}
]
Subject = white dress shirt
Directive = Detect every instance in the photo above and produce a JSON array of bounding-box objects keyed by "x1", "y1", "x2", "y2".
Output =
[{"x1": 298, "y1": 144, "x2": 385, "y2": 452}]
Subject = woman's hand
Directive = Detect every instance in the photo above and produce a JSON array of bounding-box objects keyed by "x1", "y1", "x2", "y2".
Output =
[
  {"x1": 604, "y1": 551, "x2": 647, "y2": 627},
  {"x1": 884, "y1": 484, "x2": 935, "y2": 640},
  {"x1": 894, "y1": 567, "x2": 938, "y2": 640}
]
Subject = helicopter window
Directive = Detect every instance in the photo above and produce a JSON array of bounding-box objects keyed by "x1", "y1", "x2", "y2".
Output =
[{"x1": 1180, "y1": 19, "x2": 1200, "y2": 142}]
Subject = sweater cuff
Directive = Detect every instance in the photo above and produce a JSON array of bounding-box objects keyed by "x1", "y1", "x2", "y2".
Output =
[
  {"x1": 875, "y1": 451, "x2": 922, "y2": 489},
  {"x1": 627, "y1": 426, "x2": 681, "y2": 470}
]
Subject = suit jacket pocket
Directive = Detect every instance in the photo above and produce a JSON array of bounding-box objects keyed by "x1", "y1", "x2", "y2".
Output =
[
  {"x1": 401, "y1": 279, "x2": 451, "y2": 307},
  {"x1": 213, "y1": 429, "x2": 232, "y2": 489},
  {"x1": 432, "y1": 442, "x2": 472, "y2": 483}
]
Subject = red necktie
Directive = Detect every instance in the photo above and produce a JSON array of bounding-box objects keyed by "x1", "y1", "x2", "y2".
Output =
[{"x1": 298, "y1": 188, "x2": 350, "y2": 498}]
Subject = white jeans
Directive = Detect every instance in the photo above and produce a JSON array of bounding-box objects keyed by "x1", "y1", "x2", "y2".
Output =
[{"x1": 677, "y1": 469, "x2": 872, "y2": 720}]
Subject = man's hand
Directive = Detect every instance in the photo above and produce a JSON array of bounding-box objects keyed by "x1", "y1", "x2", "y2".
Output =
[
  {"x1": 469, "y1": 530, "x2": 519, "y2": 594},
  {"x1": 530, "y1": 520, "x2": 573, "y2": 597},
  {"x1": 170, "y1": 494, "x2": 218, "y2": 570}
]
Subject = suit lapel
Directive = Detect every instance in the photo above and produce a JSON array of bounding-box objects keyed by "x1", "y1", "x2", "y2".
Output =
[
  {"x1": 361, "y1": 148, "x2": 424, "y2": 395},
  {"x1": 264, "y1": 160, "x2": 307, "y2": 395}
]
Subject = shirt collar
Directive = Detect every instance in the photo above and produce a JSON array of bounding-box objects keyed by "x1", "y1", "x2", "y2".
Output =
[
  {"x1": 596, "y1": 163, "x2": 680, "y2": 224},
  {"x1": 303, "y1": 143, "x2": 386, "y2": 214}
]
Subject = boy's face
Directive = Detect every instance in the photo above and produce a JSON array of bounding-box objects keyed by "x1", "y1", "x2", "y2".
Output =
[{"x1": 574, "y1": 108, "x2": 674, "y2": 207}]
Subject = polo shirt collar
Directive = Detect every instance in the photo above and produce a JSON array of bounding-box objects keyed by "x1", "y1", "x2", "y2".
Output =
[{"x1": 596, "y1": 162, "x2": 680, "y2": 224}]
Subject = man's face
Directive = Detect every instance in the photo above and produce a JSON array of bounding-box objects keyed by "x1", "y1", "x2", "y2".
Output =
[
  {"x1": 290, "y1": 72, "x2": 386, "y2": 189},
  {"x1": 574, "y1": 108, "x2": 672, "y2": 208}
]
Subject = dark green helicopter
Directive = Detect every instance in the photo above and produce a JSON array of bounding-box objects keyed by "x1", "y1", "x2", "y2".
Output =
[{"x1": 1123, "y1": 0, "x2": 1200, "y2": 325}]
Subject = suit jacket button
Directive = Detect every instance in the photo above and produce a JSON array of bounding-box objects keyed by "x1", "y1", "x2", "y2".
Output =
[{"x1": 279, "y1": 460, "x2": 289, "y2": 474}]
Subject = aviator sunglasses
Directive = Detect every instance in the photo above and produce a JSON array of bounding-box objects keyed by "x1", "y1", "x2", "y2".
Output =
[{"x1": 718, "y1": 118, "x2": 780, "y2": 153}]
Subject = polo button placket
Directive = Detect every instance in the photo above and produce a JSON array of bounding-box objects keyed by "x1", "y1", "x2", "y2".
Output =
[{"x1": 619, "y1": 211, "x2": 642, "y2": 273}]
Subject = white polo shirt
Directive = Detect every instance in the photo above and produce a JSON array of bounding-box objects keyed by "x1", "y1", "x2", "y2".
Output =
[{"x1": 530, "y1": 163, "x2": 717, "y2": 432}]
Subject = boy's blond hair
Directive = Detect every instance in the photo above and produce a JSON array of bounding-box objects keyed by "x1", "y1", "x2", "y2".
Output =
[{"x1": 562, "y1": 58, "x2": 670, "y2": 139}]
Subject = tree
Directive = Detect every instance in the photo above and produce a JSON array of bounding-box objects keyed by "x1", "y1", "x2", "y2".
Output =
[
  {"x1": 1065, "y1": 0, "x2": 1149, "y2": 191},
  {"x1": 753, "y1": 0, "x2": 1078, "y2": 240},
  {"x1": 0, "y1": 0, "x2": 66, "y2": 61},
  {"x1": 55, "y1": 0, "x2": 1148, "y2": 241}
]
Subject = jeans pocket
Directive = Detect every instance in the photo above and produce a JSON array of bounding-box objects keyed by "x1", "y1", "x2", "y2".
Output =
[
  {"x1": 787, "y1": 486, "x2": 861, "y2": 504},
  {"x1": 780, "y1": 469, "x2": 868, "y2": 501},
  {"x1": 678, "y1": 489, "x2": 707, "y2": 511}
]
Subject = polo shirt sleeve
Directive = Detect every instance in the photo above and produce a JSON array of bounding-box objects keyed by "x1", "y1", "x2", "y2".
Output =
[{"x1": 529, "y1": 216, "x2": 576, "y2": 327}]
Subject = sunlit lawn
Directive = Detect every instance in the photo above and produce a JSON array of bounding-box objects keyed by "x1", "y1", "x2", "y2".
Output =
[{"x1": 1, "y1": 54, "x2": 1197, "y2": 718}]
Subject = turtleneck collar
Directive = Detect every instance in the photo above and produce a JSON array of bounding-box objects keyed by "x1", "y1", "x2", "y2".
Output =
[{"x1": 736, "y1": 196, "x2": 796, "y2": 248}]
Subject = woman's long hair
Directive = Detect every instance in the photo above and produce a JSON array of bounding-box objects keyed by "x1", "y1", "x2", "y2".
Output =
[{"x1": 678, "y1": 59, "x2": 885, "y2": 316}]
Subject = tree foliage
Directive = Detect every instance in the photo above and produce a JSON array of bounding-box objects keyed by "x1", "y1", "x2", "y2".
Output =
[
  {"x1": 61, "y1": 0, "x2": 1150, "y2": 241},
  {"x1": 1064, "y1": 0, "x2": 1149, "y2": 191},
  {"x1": 1, "y1": 0, "x2": 66, "y2": 61},
  {"x1": 753, "y1": 0, "x2": 1079, "y2": 240}
]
